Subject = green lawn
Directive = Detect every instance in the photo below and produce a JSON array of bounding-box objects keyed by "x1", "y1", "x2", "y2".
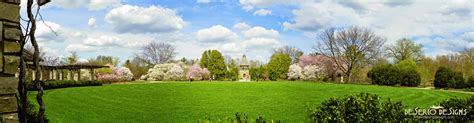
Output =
[{"x1": 31, "y1": 81, "x2": 472, "y2": 122}]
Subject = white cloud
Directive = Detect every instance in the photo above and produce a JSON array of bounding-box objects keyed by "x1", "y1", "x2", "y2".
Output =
[
  {"x1": 253, "y1": 9, "x2": 272, "y2": 16},
  {"x1": 44, "y1": 0, "x2": 121, "y2": 10},
  {"x1": 242, "y1": 38, "x2": 281, "y2": 49},
  {"x1": 196, "y1": 25, "x2": 239, "y2": 42},
  {"x1": 283, "y1": 1, "x2": 359, "y2": 32},
  {"x1": 233, "y1": 22, "x2": 251, "y2": 31},
  {"x1": 88, "y1": 18, "x2": 97, "y2": 28},
  {"x1": 88, "y1": 0, "x2": 121, "y2": 10},
  {"x1": 66, "y1": 44, "x2": 96, "y2": 52},
  {"x1": 197, "y1": 0, "x2": 211, "y2": 3},
  {"x1": 105, "y1": 5, "x2": 187, "y2": 33},
  {"x1": 36, "y1": 21, "x2": 62, "y2": 41},
  {"x1": 84, "y1": 35, "x2": 121, "y2": 47},
  {"x1": 239, "y1": 0, "x2": 305, "y2": 9},
  {"x1": 242, "y1": 26, "x2": 279, "y2": 39},
  {"x1": 279, "y1": 0, "x2": 473, "y2": 57},
  {"x1": 194, "y1": 24, "x2": 283, "y2": 61}
]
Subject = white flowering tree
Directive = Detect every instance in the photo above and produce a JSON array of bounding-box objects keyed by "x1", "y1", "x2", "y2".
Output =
[
  {"x1": 287, "y1": 64, "x2": 302, "y2": 80},
  {"x1": 120, "y1": 67, "x2": 134, "y2": 81},
  {"x1": 141, "y1": 63, "x2": 180, "y2": 81},
  {"x1": 164, "y1": 65, "x2": 185, "y2": 80},
  {"x1": 302, "y1": 65, "x2": 324, "y2": 80}
]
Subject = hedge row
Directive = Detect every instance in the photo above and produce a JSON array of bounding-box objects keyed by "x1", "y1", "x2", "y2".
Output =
[
  {"x1": 367, "y1": 65, "x2": 421, "y2": 86},
  {"x1": 28, "y1": 80, "x2": 102, "y2": 90},
  {"x1": 310, "y1": 93, "x2": 473, "y2": 122},
  {"x1": 309, "y1": 93, "x2": 406, "y2": 122}
]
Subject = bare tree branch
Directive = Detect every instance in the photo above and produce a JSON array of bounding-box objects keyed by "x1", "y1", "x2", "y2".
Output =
[{"x1": 315, "y1": 26, "x2": 385, "y2": 82}]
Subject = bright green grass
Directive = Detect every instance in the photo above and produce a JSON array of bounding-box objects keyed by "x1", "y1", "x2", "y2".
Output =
[{"x1": 30, "y1": 81, "x2": 472, "y2": 122}]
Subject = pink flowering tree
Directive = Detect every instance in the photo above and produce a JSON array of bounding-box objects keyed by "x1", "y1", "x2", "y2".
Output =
[
  {"x1": 186, "y1": 64, "x2": 210, "y2": 80},
  {"x1": 298, "y1": 54, "x2": 347, "y2": 81}
]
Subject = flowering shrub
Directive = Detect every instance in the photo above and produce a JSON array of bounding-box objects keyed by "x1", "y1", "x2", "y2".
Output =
[
  {"x1": 141, "y1": 63, "x2": 187, "y2": 81},
  {"x1": 119, "y1": 67, "x2": 134, "y2": 81},
  {"x1": 186, "y1": 64, "x2": 210, "y2": 80},
  {"x1": 287, "y1": 64, "x2": 302, "y2": 80},
  {"x1": 164, "y1": 65, "x2": 185, "y2": 80},
  {"x1": 97, "y1": 64, "x2": 134, "y2": 83},
  {"x1": 302, "y1": 65, "x2": 324, "y2": 80}
]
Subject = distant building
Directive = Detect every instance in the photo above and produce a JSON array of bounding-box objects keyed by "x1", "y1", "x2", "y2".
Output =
[{"x1": 239, "y1": 54, "x2": 250, "y2": 81}]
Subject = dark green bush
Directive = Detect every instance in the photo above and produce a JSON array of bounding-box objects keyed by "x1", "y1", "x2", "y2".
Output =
[
  {"x1": 368, "y1": 65, "x2": 421, "y2": 86},
  {"x1": 309, "y1": 93, "x2": 407, "y2": 122},
  {"x1": 27, "y1": 80, "x2": 102, "y2": 90},
  {"x1": 450, "y1": 72, "x2": 466, "y2": 89},
  {"x1": 434, "y1": 67, "x2": 467, "y2": 89},
  {"x1": 438, "y1": 96, "x2": 474, "y2": 121},
  {"x1": 367, "y1": 65, "x2": 401, "y2": 86},
  {"x1": 399, "y1": 68, "x2": 421, "y2": 87},
  {"x1": 434, "y1": 66, "x2": 451, "y2": 88},
  {"x1": 468, "y1": 75, "x2": 474, "y2": 88}
]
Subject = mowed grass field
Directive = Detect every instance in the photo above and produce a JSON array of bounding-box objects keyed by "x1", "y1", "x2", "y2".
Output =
[{"x1": 31, "y1": 81, "x2": 472, "y2": 122}]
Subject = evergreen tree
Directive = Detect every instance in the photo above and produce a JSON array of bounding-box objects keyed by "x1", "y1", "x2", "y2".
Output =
[
  {"x1": 199, "y1": 50, "x2": 226, "y2": 80},
  {"x1": 267, "y1": 53, "x2": 292, "y2": 80}
]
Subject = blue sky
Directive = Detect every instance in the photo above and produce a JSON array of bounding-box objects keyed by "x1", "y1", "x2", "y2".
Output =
[{"x1": 22, "y1": 0, "x2": 473, "y2": 64}]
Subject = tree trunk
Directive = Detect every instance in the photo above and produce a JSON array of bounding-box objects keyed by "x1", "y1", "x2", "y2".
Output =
[{"x1": 27, "y1": 0, "x2": 45, "y2": 122}]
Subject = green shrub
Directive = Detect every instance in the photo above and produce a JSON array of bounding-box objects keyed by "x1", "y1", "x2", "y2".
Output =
[
  {"x1": 368, "y1": 64, "x2": 421, "y2": 86},
  {"x1": 434, "y1": 66, "x2": 451, "y2": 88},
  {"x1": 438, "y1": 96, "x2": 474, "y2": 121},
  {"x1": 399, "y1": 68, "x2": 421, "y2": 87},
  {"x1": 468, "y1": 75, "x2": 474, "y2": 88},
  {"x1": 434, "y1": 67, "x2": 467, "y2": 89},
  {"x1": 449, "y1": 72, "x2": 466, "y2": 89},
  {"x1": 309, "y1": 93, "x2": 407, "y2": 122},
  {"x1": 367, "y1": 65, "x2": 400, "y2": 86},
  {"x1": 28, "y1": 80, "x2": 102, "y2": 90}
]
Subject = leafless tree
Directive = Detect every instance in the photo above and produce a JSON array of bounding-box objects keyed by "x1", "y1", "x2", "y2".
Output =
[
  {"x1": 273, "y1": 45, "x2": 303, "y2": 64},
  {"x1": 43, "y1": 55, "x2": 60, "y2": 66},
  {"x1": 134, "y1": 42, "x2": 176, "y2": 66},
  {"x1": 315, "y1": 26, "x2": 385, "y2": 82}
]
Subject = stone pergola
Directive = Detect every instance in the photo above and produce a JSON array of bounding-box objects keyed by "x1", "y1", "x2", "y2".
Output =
[{"x1": 26, "y1": 64, "x2": 109, "y2": 81}]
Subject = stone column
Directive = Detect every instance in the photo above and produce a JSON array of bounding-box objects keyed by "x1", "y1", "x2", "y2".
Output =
[
  {"x1": 67, "y1": 70, "x2": 72, "y2": 80},
  {"x1": 59, "y1": 70, "x2": 63, "y2": 80},
  {"x1": 77, "y1": 69, "x2": 81, "y2": 81},
  {"x1": 90, "y1": 69, "x2": 95, "y2": 80},
  {"x1": 48, "y1": 70, "x2": 52, "y2": 80},
  {"x1": 0, "y1": 0, "x2": 21, "y2": 122},
  {"x1": 52, "y1": 69, "x2": 57, "y2": 80}
]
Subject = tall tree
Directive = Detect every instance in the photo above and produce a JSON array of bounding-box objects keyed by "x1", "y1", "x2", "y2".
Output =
[
  {"x1": 316, "y1": 26, "x2": 385, "y2": 82},
  {"x1": 267, "y1": 53, "x2": 292, "y2": 80},
  {"x1": 134, "y1": 42, "x2": 176, "y2": 66},
  {"x1": 386, "y1": 38, "x2": 423, "y2": 62},
  {"x1": 199, "y1": 50, "x2": 211, "y2": 68},
  {"x1": 199, "y1": 50, "x2": 226, "y2": 79},
  {"x1": 273, "y1": 45, "x2": 303, "y2": 64}
]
